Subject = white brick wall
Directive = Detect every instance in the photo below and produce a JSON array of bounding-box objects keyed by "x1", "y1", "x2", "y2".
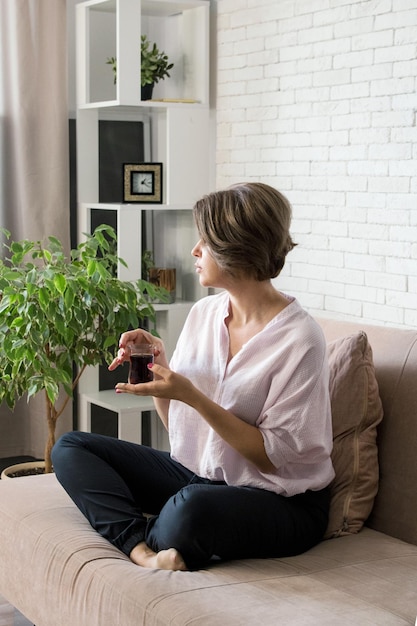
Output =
[{"x1": 215, "y1": 0, "x2": 417, "y2": 327}]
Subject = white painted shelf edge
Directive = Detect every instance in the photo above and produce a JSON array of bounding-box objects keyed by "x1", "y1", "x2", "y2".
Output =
[
  {"x1": 152, "y1": 299, "x2": 195, "y2": 312},
  {"x1": 78, "y1": 101, "x2": 208, "y2": 110},
  {"x1": 81, "y1": 390, "x2": 155, "y2": 412}
]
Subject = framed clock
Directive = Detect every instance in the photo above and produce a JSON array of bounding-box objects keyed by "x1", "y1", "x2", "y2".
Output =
[{"x1": 123, "y1": 163, "x2": 163, "y2": 203}]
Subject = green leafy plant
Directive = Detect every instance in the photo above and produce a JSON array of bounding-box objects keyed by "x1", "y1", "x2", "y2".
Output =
[
  {"x1": 0, "y1": 225, "x2": 167, "y2": 473},
  {"x1": 106, "y1": 34, "x2": 174, "y2": 87},
  {"x1": 140, "y1": 34, "x2": 174, "y2": 86},
  {"x1": 142, "y1": 249, "x2": 155, "y2": 280}
]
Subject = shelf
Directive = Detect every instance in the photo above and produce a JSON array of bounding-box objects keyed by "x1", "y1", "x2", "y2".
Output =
[
  {"x1": 75, "y1": 0, "x2": 211, "y2": 447},
  {"x1": 141, "y1": 0, "x2": 209, "y2": 17},
  {"x1": 77, "y1": 106, "x2": 210, "y2": 208},
  {"x1": 82, "y1": 202, "x2": 195, "y2": 211},
  {"x1": 81, "y1": 204, "x2": 201, "y2": 296},
  {"x1": 85, "y1": 0, "x2": 208, "y2": 17},
  {"x1": 78, "y1": 100, "x2": 207, "y2": 111},
  {"x1": 152, "y1": 299, "x2": 194, "y2": 312},
  {"x1": 82, "y1": 390, "x2": 155, "y2": 413},
  {"x1": 76, "y1": 0, "x2": 210, "y2": 106},
  {"x1": 79, "y1": 390, "x2": 156, "y2": 444}
]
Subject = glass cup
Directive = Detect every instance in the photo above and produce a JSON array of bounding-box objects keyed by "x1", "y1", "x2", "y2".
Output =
[{"x1": 127, "y1": 343, "x2": 154, "y2": 384}]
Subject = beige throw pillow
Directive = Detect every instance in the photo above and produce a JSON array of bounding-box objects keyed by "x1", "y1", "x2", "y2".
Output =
[{"x1": 325, "y1": 331, "x2": 383, "y2": 539}]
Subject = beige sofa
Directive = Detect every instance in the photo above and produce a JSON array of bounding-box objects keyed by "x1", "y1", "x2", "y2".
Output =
[{"x1": 0, "y1": 318, "x2": 417, "y2": 626}]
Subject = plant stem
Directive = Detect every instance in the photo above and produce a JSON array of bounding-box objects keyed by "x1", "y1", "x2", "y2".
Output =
[
  {"x1": 43, "y1": 364, "x2": 88, "y2": 473},
  {"x1": 44, "y1": 391, "x2": 57, "y2": 474}
]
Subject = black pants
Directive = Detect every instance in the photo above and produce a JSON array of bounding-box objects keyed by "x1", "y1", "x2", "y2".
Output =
[{"x1": 52, "y1": 431, "x2": 330, "y2": 570}]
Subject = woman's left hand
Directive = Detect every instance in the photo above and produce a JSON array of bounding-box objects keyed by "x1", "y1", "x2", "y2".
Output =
[{"x1": 115, "y1": 363, "x2": 194, "y2": 403}]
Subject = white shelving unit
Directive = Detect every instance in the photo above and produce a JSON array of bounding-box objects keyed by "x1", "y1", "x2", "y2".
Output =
[
  {"x1": 75, "y1": 0, "x2": 211, "y2": 448},
  {"x1": 79, "y1": 391, "x2": 155, "y2": 444}
]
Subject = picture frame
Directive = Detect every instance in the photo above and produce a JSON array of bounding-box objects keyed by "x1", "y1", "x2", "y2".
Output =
[{"x1": 123, "y1": 163, "x2": 163, "y2": 204}]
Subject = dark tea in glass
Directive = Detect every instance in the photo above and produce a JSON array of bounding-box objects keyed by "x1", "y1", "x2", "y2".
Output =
[{"x1": 128, "y1": 343, "x2": 154, "y2": 384}]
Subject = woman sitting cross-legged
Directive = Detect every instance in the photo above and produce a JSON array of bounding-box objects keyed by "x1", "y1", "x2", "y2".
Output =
[{"x1": 52, "y1": 182, "x2": 335, "y2": 571}]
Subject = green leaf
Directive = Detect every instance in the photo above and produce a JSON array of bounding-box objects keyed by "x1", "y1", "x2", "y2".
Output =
[
  {"x1": 45, "y1": 379, "x2": 59, "y2": 404},
  {"x1": 26, "y1": 281, "x2": 37, "y2": 296},
  {"x1": 96, "y1": 262, "x2": 110, "y2": 280},
  {"x1": 64, "y1": 287, "x2": 75, "y2": 309},
  {"x1": 39, "y1": 287, "x2": 49, "y2": 309},
  {"x1": 74, "y1": 305, "x2": 87, "y2": 325},
  {"x1": 55, "y1": 316, "x2": 67, "y2": 338},
  {"x1": 43, "y1": 249, "x2": 52, "y2": 263},
  {"x1": 10, "y1": 241, "x2": 23, "y2": 253},
  {"x1": 2, "y1": 269, "x2": 23, "y2": 282},
  {"x1": 48, "y1": 235, "x2": 63, "y2": 251},
  {"x1": 54, "y1": 273, "x2": 66, "y2": 294},
  {"x1": 10, "y1": 317, "x2": 24, "y2": 329},
  {"x1": 87, "y1": 260, "x2": 97, "y2": 277},
  {"x1": 103, "y1": 335, "x2": 117, "y2": 349}
]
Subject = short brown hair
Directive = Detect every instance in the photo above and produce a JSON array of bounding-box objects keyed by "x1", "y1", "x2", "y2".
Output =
[{"x1": 193, "y1": 182, "x2": 296, "y2": 281}]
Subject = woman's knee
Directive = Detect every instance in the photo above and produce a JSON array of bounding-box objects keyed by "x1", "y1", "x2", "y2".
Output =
[
  {"x1": 52, "y1": 431, "x2": 89, "y2": 470},
  {"x1": 173, "y1": 485, "x2": 216, "y2": 529},
  {"x1": 149, "y1": 485, "x2": 217, "y2": 566}
]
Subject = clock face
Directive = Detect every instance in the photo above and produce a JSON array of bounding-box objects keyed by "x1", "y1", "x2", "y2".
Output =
[{"x1": 132, "y1": 172, "x2": 153, "y2": 194}]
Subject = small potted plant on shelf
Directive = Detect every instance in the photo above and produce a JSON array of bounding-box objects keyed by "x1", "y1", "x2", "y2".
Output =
[
  {"x1": 106, "y1": 34, "x2": 174, "y2": 100},
  {"x1": 142, "y1": 249, "x2": 176, "y2": 304},
  {"x1": 0, "y1": 225, "x2": 167, "y2": 476}
]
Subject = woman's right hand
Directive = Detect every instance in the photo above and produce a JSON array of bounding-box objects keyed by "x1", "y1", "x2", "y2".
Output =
[{"x1": 108, "y1": 328, "x2": 166, "y2": 371}]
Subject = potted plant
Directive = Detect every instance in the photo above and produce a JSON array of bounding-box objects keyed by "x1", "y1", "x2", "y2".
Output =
[
  {"x1": 106, "y1": 34, "x2": 174, "y2": 100},
  {"x1": 0, "y1": 225, "x2": 166, "y2": 475},
  {"x1": 141, "y1": 250, "x2": 176, "y2": 304}
]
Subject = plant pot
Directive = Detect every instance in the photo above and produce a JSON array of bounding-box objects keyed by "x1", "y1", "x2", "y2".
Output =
[
  {"x1": 1, "y1": 460, "x2": 46, "y2": 480},
  {"x1": 141, "y1": 83, "x2": 154, "y2": 100},
  {"x1": 149, "y1": 267, "x2": 176, "y2": 303}
]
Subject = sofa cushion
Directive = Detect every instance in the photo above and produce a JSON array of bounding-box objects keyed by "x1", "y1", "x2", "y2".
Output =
[{"x1": 325, "y1": 331, "x2": 383, "y2": 539}]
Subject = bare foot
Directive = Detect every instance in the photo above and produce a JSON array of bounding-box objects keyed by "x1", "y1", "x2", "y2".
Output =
[{"x1": 130, "y1": 542, "x2": 188, "y2": 571}]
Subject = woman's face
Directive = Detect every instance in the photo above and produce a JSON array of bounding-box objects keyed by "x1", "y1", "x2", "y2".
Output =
[{"x1": 192, "y1": 239, "x2": 226, "y2": 288}]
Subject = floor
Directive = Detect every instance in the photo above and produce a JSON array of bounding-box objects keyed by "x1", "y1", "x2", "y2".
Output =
[
  {"x1": 0, "y1": 597, "x2": 33, "y2": 626},
  {"x1": 14, "y1": 609, "x2": 33, "y2": 626}
]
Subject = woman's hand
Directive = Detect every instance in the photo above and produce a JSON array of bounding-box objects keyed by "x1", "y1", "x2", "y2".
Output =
[
  {"x1": 115, "y1": 363, "x2": 195, "y2": 403},
  {"x1": 111, "y1": 337, "x2": 172, "y2": 430},
  {"x1": 108, "y1": 329, "x2": 167, "y2": 371}
]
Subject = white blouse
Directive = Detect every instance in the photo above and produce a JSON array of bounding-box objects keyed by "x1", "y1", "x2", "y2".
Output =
[{"x1": 168, "y1": 291, "x2": 335, "y2": 496}]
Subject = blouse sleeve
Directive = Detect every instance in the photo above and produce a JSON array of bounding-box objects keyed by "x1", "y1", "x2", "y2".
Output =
[{"x1": 258, "y1": 336, "x2": 333, "y2": 471}]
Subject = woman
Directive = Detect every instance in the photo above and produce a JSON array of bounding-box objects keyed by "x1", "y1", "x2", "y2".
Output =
[{"x1": 52, "y1": 182, "x2": 334, "y2": 571}]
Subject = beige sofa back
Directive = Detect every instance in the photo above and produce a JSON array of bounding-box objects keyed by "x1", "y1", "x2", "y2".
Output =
[{"x1": 317, "y1": 318, "x2": 417, "y2": 546}]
